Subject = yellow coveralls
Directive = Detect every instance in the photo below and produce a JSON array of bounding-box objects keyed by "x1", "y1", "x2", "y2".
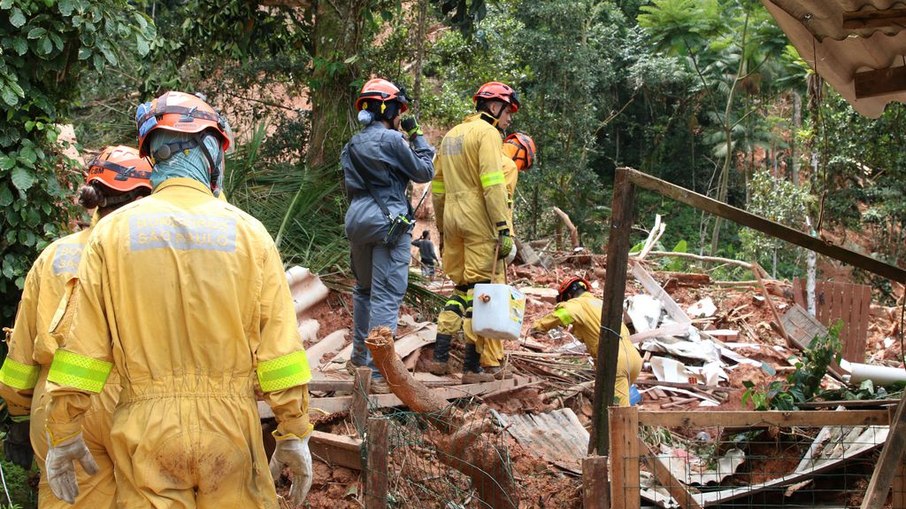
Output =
[
  {"x1": 432, "y1": 131, "x2": 519, "y2": 367},
  {"x1": 0, "y1": 226, "x2": 120, "y2": 508},
  {"x1": 532, "y1": 292, "x2": 643, "y2": 406},
  {"x1": 44, "y1": 178, "x2": 313, "y2": 508}
]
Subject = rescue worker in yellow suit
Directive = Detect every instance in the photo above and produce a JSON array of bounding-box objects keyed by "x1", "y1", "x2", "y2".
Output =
[
  {"x1": 0, "y1": 147, "x2": 152, "y2": 508},
  {"x1": 42, "y1": 91, "x2": 314, "y2": 508},
  {"x1": 531, "y1": 277, "x2": 643, "y2": 406},
  {"x1": 430, "y1": 82, "x2": 525, "y2": 383},
  {"x1": 425, "y1": 132, "x2": 535, "y2": 378}
]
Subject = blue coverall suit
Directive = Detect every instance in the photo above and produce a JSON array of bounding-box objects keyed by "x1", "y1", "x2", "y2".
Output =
[{"x1": 342, "y1": 122, "x2": 435, "y2": 378}]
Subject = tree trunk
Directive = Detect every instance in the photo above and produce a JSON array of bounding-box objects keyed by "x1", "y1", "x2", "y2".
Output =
[{"x1": 306, "y1": 0, "x2": 365, "y2": 168}]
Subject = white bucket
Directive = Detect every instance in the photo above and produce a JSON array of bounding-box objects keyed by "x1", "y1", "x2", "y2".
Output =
[{"x1": 471, "y1": 283, "x2": 526, "y2": 340}]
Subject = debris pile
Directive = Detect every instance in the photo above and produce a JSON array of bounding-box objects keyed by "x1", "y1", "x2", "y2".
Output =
[{"x1": 272, "y1": 254, "x2": 905, "y2": 508}]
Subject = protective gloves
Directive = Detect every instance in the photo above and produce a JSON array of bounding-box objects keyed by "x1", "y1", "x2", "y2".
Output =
[
  {"x1": 4, "y1": 419, "x2": 33, "y2": 469},
  {"x1": 269, "y1": 433, "x2": 313, "y2": 506},
  {"x1": 400, "y1": 117, "x2": 423, "y2": 140},
  {"x1": 45, "y1": 433, "x2": 99, "y2": 504},
  {"x1": 497, "y1": 229, "x2": 517, "y2": 264}
]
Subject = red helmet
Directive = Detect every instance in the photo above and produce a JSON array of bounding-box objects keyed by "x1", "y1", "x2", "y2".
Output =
[
  {"x1": 355, "y1": 78, "x2": 409, "y2": 113},
  {"x1": 557, "y1": 276, "x2": 591, "y2": 302},
  {"x1": 473, "y1": 82, "x2": 520, "y2": 113},
  {"x1": 86, "y1": 146, "x2": 153, "y2": 193},
  {"x1": 135, "y1": 91, "x2": 231, "y2": 158},
  {"x1": 504, "y1": 132, "x2": 536, "y2": 171}
]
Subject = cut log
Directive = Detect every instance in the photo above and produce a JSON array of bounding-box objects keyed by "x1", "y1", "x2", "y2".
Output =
[{"x1": 366, "y1": 326, "x2": 519, "y2": 509}]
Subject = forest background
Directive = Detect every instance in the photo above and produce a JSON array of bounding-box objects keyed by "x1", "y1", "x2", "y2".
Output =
[{"x1": 3, "y1": 0, "x2": 906, "y2": 353}]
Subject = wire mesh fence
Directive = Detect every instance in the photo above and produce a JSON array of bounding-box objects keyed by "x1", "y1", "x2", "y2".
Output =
[
  {"x1": 608, "y1": 407, "x2": 899, "y2": 509},
  {"x1": 359, "y1": 405, "x2": 584, "y2": 509}
]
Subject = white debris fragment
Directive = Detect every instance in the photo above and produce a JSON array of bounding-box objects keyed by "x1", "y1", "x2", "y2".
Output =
[
  {"x1": 687, "y1": 297, "x2": 717, "y2": 318},
  {"x1": 625, "y1": 294, "x2": 663, "y2": 333}
]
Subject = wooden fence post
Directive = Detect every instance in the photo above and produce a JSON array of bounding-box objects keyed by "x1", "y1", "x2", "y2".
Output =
[
  {"x1": 352, "y1": 366, "x2": 372, "y2": 437},
  {"x1": 591, "y1": 167, "x2": 636, "y2": 456},
  {"x1": 582, "y1": 456, "x2": 610, "y2": 509},
  {"x1": 610, "y1": 406, "x2": 640, "y2": 509},
  {"x1": 365, "y1": 418, "x2": 389, "y2": 509}
]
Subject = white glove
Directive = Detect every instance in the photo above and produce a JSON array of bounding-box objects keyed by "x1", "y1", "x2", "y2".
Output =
[
  {"x1": 269, "y1": 434, "x2": 313, "y2": 506},
  {"x1": 45, "y1": 433, "x2": 99, "y2": 504}
]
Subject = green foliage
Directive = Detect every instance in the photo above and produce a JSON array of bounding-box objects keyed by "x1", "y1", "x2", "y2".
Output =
[
  {"x1": 742, "y1": 322, "x2": 842, "y2": 410},
  {"x1": 0, "y1": 0, "x2": 153, "y2": 324},
  {"x1": 739, "y1": 168, "x2": 810, "y2": 277},
  {"x1": 0, "y1": 454, "x2": 33, "y2": 508}
]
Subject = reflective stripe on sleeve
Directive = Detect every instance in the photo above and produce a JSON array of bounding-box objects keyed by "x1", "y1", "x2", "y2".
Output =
[
  {"x1": 0, "y1": 357, "x2": 40, "y2": 390},
  {"x1": 257, "y1": 350, "x2": 312, "y2": 392},
  {"x1": 553, "y1": 308, "x2": 574, "y2": 326},
  {"x1": 432, "y1": 180, "x2": 445, "y2": 193},
  {"x1": 480, "y1": 171, "x2": 505, "y2": 188},
  {"x1": 47, "y1": 349, "x2": 112, "y2": 394}
]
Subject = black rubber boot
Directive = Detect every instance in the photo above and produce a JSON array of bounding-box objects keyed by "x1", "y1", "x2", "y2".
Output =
[{"x1": 433, "y1": 333, "x2": 452, "y2": 363}]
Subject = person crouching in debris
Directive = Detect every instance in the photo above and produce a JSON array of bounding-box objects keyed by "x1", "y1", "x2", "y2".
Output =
[
  {"x1": 0, "y1": 146, "x2": 152, "y2": 508},
  {"x1": 342, "y1": 78, "x2": 435, "y2": 394},
  {"x1": 531, "y1": 276, "x2": 643, "y2": 406},
  {"x1": 412, "y1": 230, "x2": 440, "y2": 278},
  {"x1": 43, "y1": 91, "x2": 314, "y2": 508}
]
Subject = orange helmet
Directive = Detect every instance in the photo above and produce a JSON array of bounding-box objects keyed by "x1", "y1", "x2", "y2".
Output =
[
  {"x1": 355, "y1": 78, "x2": 409, "y2": 114},
  {"x1": 135, "y1": 91, "x2": 231, "y2": 158},
  {"x1": 86, "y1": 146, "x2": 153, "y2": 193},
  {"x1": 557, "y1": 276, "x2": 591, "y2": 302},
  {"x1": 473, "y1": 82, "x2": 520, "y2": 113},
  {"x1": 504, "y1": 132, "x2": 536, "y2": 171}
]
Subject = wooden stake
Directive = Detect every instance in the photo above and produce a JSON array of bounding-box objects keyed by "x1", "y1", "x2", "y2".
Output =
[
  {"x1": 352, "y1": 366, "x2": 372, "y2": 438},
  {"x1": 365, "y1": 418, "x2": 389, "y2": 509},
  {"x1": 582, "y1": 456, "x2": 610, "y2": 509},
  {"x1": 863, "y1": 396, "x2": 906, "y2": 509},
  {"x1": 609, "y1": 406, "x2": 640, "y2": 509},
  {"x1": 592, "y1": 167, "x2": 635, "y2": 455}
]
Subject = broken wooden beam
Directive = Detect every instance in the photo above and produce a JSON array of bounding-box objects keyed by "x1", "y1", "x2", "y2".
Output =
[
  {"x1": 610, "y1": 406, "x2": 641, "y2": 509},
  {"x1": 621, "y1": 168, "x2": 906, "y2": 284},
  {"x1": 639, "y1": 437, "x2": 703, "y2": 509},
  {"x1": 352, "y1": 367, "x2": 372, "y2": 437},
  {"x1": 582, "y1": 456, "x2": 610, "y2": 509},
  {"x1": 862, "y1": 395, "x2": 906, "y2": 509},
  {"x1": 309, "y1": 430, "x2": 362, "y2": 470},
  {"x1": 637, "y1": 410, "x2": 890, "y2": 428},
  {"x1": 365, "y1": 418, "x2": 389, "y2": 509},
  {"x1": 855, "y1": 65, "x2": 906, "y2": 99}
]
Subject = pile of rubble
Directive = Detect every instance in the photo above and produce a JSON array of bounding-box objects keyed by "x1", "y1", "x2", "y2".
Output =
[{"x1": 271, "y1": 253, "x2": 905, "y2": 508}]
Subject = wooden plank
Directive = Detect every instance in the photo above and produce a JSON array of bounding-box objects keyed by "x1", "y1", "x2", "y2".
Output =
[
  {"x1": 628, "y1": 322, "x2": 689, "y2": 344},
  {"x1": 259, "y1": 377, "x2": 537, "y2": 416},
  {"x1": 365, "y1": 419, "x2": 389, "y2": 509},
  {"x1": 622, "y1": 168, "x2": 906, "y2": 284},
  {"x1": 638, "y1": 410, "x2": 890, "y2": 428},
  {"x1": 609, "y1": 406, "x2": 640, "y2": 509},
  {"x1": 308, "y1": 375, "x2": 458, "y2": 393},
  {"x1": 893, "y1": 461, "x2": 906, "y2": 509},
  {"x1": 855, "y1": 65, "x2": 906, "y2": 99},
  {"x1": 639, "y1": 437, "x2": 703, "y2": 509},
  {"x1": 582, "y1": 456, "x2": 610, "y2": 509},
  {"x1": 352, "y1": 367, "x2": 372, "y2": 437},
  {"x1": 863, "y1": 395, "x2": 906, "y2": 509},
  {"x1": 752, "y1": 262, "x2": 791, "y2": 345},
  {"x1": 309, "y1": 430, "x2": 362, "y2": 470},
  {"x1": 592, "y1": 168, "x2": 635, "y2": 456},
  {"x1": 630, "y1": 260, "x2": 692, "y2": 325},
  {"x1": 792, "y1": 277, "x2": 806, "y2": 308}
]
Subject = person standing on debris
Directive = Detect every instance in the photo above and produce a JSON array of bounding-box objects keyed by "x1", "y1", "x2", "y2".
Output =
[
  {"x1": 0, "y1": 146, "x2": 152, "y2": 508},
  {"x1": 412, "y1": 230, "x2": 439, "y2": 278},
  {"x1": 427, "y1": 82, "x2": 521, "y2": 383},
  {"x1": 343, "y1": 78, "x2": 435, "y2": 393},
  {"x1": 42, "y1": 91, "x2": 314, "y2": 507},
  {"x1": 531, "y1": 276, "x2": 643, "y2": 406},
  {"x1": 425, "y1": 130, "x2": 536, "y2": 377}
]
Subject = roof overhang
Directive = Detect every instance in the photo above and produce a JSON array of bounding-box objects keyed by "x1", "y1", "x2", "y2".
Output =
[{"x1": 762, "y1": 0, "x2": 906, "y2": 117}]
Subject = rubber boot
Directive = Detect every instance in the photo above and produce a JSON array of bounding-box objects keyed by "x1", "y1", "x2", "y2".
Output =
[
  {"x1": 462, "y1": 342, "x2": 493, "y2": 384},
  {"x1": 425, "y1": 333, "x2": 453, "y2": 375}
]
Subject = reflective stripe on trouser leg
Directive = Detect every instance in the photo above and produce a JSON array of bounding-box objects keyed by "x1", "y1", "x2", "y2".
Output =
[{"x1": 433, "y1": 292, "x2": 469, "y2": 362}]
